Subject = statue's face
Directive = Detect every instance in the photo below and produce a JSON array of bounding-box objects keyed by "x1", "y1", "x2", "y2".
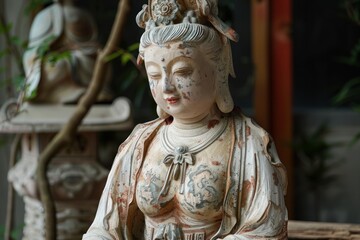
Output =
[{"x1": 144, "y1": 42, "x2": 217, "y2": 121}]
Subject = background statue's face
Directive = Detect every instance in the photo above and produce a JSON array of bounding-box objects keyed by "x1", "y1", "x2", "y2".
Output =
[{"x1": 144, "y1": 42, "x2": 217, "y2": 121}]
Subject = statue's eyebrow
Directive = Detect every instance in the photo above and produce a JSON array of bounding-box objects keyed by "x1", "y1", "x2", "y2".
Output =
[
  {"x1": 145, "y1": 61, "x2": 160, "y2": 69},
  {"x1": 145, "y1": 55, "x2": 193, "y2": 71},
  {"x1": 168, "y1": 56, "x2": 192, "y2": 68}
]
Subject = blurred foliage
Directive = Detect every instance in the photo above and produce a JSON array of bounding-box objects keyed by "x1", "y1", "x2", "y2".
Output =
[
  {"x1": 339, "y1": 0, "x2": 360, "y2": 110},
  {"x1": 293, "y1": 124, "x2": 343, "y2": 192},
  {"x1": 345, "y1": 0, "x2": 360, "y2": 25},
  {"x1": 105, "y1": 42, "x2": 153, "y2": 110},
  {"x1": 334, "y1": 0, "x2": 360, "y2": 144},
  {"x1": 0, "y1": 17, "x2": 27, "y2": 97},
  {"x1": 25, "y1": 0, "x2": 52, "y2": 14},
  {"x1": 0, "y1": 224, "x2": 24, "y2": 240},
  {"x1": 0, "y1": 0, "x2": 44, "y2": 100},
  {"x1": 334, "y1": 77, "x2": 360, "y2": 111}
]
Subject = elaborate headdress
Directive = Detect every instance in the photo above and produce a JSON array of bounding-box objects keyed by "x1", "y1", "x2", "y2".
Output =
[{"x1": 136, "y1": 0, "x2": 238, "y2": 42}]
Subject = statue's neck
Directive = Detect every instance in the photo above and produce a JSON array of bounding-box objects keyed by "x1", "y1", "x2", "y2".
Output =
[{"x1": 170, "y1": 109, "x2": 222, "y2": 138}]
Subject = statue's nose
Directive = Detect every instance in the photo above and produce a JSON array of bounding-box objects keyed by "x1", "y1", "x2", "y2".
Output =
[{"x1": 162, "y1": 77, "x2": 175, "y2": 93}]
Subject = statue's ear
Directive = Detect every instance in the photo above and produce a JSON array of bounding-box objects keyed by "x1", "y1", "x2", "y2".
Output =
[
  {"x1": 216, "y1": 83, "x2": 234, "y2": 114},
  {"x1": 215, "y1": 37, "x2": 234, "y2": 114},
  {"x1": 156, "y1": 105, "x2": 170, "y2": 119}
]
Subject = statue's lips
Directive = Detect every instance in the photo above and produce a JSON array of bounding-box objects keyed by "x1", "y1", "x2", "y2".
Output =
[{"x1": 165, "y1": 97, "x2": 179, "y2": 104}]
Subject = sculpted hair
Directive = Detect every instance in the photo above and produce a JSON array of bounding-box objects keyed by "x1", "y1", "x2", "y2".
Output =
[{"x1": 139, "y1": 23, "x2": 223, "y2": 63}]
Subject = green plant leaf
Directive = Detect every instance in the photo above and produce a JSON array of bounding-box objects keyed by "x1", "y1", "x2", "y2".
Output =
[
  {"x1": 127, "y1": 43, "x2": 140, "y2": 52},
  {"x1": 25, "y1": 83, "x2": 38, "y2": 100},
  {"x1": 13, "y1": 75, "x2": 25, "y2": 91},
  {"x1": 0, "y1": 48, "x2": 10, "y2": 58},
  {"x1": 0, "y1": 21, "x2": 12, "y2": 34},
  {"x1": 121, "y1": 53, "x2": 132, "y2": 65},
  {"x1": 36, "y1": 35, "x2": 57, "y2": 59},
  {"x1": 46, "y1": 51, "x2": 71, "y2": 66},
  {"x1": 105, "y1": 49, "x2": 125, "y2": 62},
  {"x1": 333, "y1": 77, "x2": 360, "y2": 104},
  {"x1": 9, "y1": 224, "x2": 24, "y2": 240}
]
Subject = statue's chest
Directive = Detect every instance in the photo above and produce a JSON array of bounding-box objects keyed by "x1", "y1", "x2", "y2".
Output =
[{"x1": 135, "y1": 135, "x2": 230, "y2": 221}]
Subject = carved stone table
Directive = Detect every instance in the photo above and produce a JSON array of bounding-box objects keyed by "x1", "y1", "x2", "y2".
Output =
[{"x1": 0, "y1": 97, "x2": 132, "y2": 240}]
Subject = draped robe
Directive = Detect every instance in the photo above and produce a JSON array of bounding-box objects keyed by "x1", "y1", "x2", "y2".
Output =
[{"x1": 83, "y1": 111, "x2": 288, "y2": 240}]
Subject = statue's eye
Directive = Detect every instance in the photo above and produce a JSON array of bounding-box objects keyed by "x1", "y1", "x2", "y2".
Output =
[
  {"x1": 173, "y1": 68, "x2": 193, "y2": 77},
  {"x1": 148, "y1": 72, "x2": 161, "y2": 80}
]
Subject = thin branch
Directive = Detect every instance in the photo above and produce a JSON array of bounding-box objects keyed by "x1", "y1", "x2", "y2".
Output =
[{"x1": 35, "y1": 0, "x2": 130, "y2": 239}]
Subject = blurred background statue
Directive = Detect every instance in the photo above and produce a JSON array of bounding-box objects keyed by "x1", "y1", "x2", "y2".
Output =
[{"x1": 22, "y1": 0, "x2": 112, "y2": 104}]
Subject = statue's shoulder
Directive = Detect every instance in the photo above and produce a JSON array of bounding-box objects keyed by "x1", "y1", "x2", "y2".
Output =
[
  {"x1": 117, "y1": 118, "x2": 164, "y2": 152},
  {"x1": 135, "y1": 117, "x2": 164, "y2": 133},
  {"x1": 230, "y1": 107, "x2": 269, "y2": 136},
  {"x1": 230, "y1": 107, "x2": 273, "y2": 151}
]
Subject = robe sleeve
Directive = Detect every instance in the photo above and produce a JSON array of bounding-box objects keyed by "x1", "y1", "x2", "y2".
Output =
[
  {"x1": 82, "y1": 152, "x2": 123, "y2": 240},
  {"x1": 83, "y1": 124, "x2": 147, "y2": 240},
  {"x1": 216, "y1": 116, "x2": 288, "y2": 240}
]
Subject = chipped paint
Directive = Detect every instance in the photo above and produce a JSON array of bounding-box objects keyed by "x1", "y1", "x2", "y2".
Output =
[{"x1": 208, "y1": 119, "x2": 220, "y2": 129}]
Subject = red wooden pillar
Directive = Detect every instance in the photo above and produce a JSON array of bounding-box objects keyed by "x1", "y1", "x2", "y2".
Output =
[{"x1": 252, "y1": 0, "x2": 294, "y2": 218}]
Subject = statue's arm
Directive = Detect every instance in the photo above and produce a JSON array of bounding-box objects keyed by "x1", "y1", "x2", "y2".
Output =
[
  {"x1": 83, "y1": 124, "x2": 149, "y2": 240},
  {"x1": 219, "y1": 126, "x2": 288, "y2": 240},
  {"x1": 82, "y1": 152, "x2": 124, "y2": 240}
]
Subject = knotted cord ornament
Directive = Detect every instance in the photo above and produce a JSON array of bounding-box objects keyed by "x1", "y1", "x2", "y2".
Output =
[{"x1": 158, "y1": 118, "x2": 228, "y2": 199}]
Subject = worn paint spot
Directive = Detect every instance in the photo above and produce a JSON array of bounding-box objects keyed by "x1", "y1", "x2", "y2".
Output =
[
  {"x1": 182, "y1": 91, "x2": 190, "y2": 100},
  {"x1": 208, "y1": 119, "x2": 220, "y2": 129},
  {"x1": 212, "y1": 161, "x2": 221, "y2": 166},
  {"x1": 178, "y1": 44, "x2": 186, "y2": 49},
  {"x1": 165, "y1": 116, "x2": 173, "y2": 125},
  {"x1": 237, "y1": 134, "x2": 245, "y2": 148},
  {"x1": 246, "y1": 126, "x2": 251, "y2": 137},
  {"x1": 273, "y1": 172, "x2": 279, "y2": 186},
  {"x1": 241, "y1": 176, "x2": 255, "y2": 208}
]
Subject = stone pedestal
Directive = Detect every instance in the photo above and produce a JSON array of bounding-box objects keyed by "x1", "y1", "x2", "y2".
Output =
[{"x1": 0, "y1": 97, "x2": 132, "y2": 240}]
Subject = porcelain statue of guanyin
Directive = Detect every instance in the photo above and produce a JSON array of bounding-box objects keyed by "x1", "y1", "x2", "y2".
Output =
[{"x1": 83, "y1": 0, "x2": 288, "y2": 239}]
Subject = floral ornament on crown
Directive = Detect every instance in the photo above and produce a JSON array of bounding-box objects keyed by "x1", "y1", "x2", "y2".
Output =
[
  {"x1": 136, "y1": 0, "x2": 239, "y2": 42},
  {"x1": 152, "y1": 0, "x2": 180, "y2": 25}
]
